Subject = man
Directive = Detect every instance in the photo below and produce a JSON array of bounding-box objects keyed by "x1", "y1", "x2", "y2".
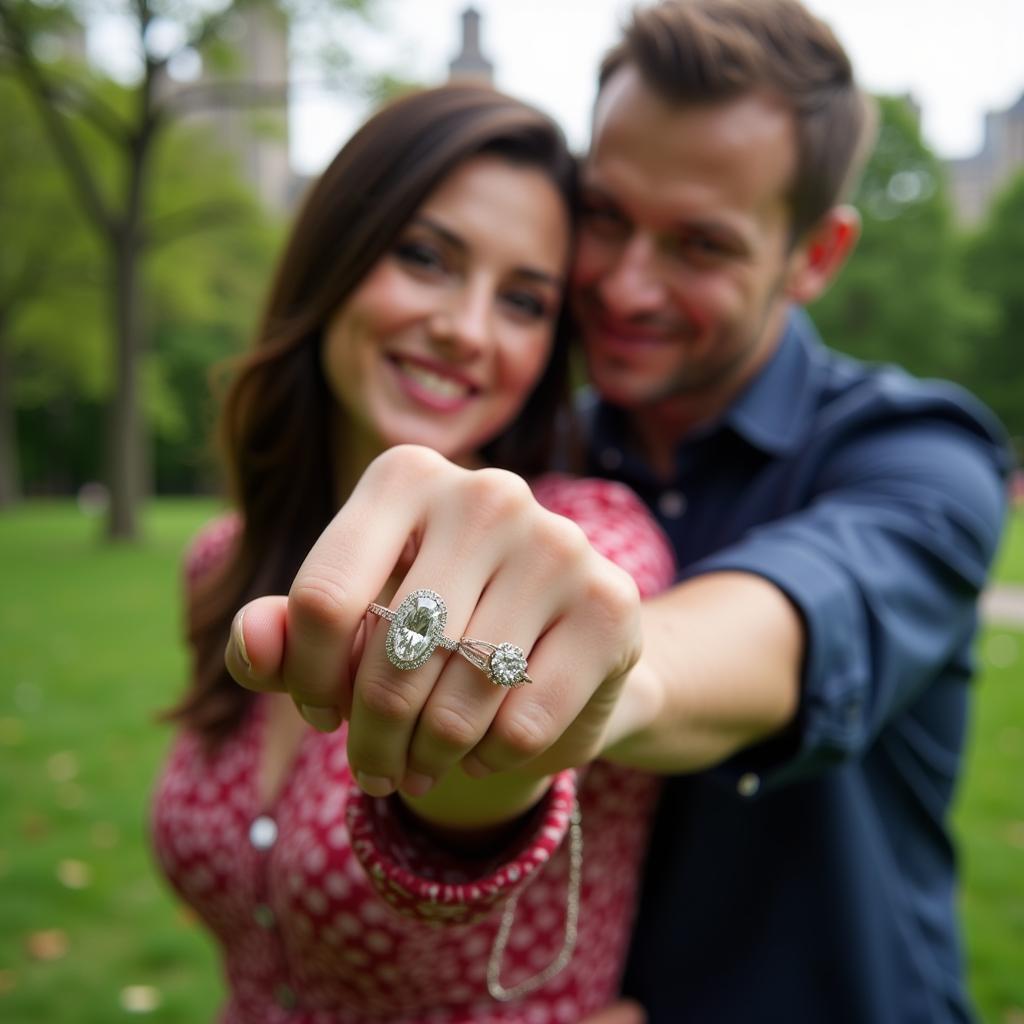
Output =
[
  {"x1": 572, "y1": 2, "x2": 1009, "y2": 1021},
  {"x1": 231, "y1": 2, "x2": 1008, "y2": 1020}
]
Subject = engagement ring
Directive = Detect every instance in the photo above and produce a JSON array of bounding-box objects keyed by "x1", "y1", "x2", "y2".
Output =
[{"x1": 367, "y1": 589, "x2": 532, "y2": 688}]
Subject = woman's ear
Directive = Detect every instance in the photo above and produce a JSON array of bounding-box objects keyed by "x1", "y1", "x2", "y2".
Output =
[{"x1": 784, "y1": 205, "x2": 861, "y2": 305}]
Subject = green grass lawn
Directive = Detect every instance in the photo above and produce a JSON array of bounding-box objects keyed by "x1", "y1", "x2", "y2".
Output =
[
  {"x1": 993, "y1": 508, "x2": 1024, "y2": 586},
  {"x1": 1, "y1": 500, "x2": 1022, "y2": 1022}
]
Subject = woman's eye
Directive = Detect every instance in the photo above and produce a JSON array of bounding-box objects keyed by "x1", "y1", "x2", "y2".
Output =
[
  {"x1": 502, "y1": 291, "x2": 547, "y2": 320},
  {"x1": 394, "y1": 241, "x2": 444, "y2": 272}
]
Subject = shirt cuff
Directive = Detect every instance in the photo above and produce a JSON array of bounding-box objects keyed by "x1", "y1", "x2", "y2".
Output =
[
  {"x1": 346, "y1": 770, "x2": 577, "y2": 924},
  {"x1": 688, "y1": 535, "x2": 872, "y2": 791}
]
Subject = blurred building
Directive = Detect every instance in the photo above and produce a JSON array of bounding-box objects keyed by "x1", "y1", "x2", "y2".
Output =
[
  {"x1": 945, "y1": 92, "x2": 1024, "y2": 227},
  {"x1": 185, "y1": 5, "x2": 293, "y2": 214},
  {"x1": 448, "y1": 7, "x2": 494, "y2": 84}
]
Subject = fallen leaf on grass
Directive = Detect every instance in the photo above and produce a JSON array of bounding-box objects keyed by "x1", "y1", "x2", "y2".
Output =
[
  {"x1": 0, "y1": 717, "x2": 24, "y2": 746},
  {"x1": 120, "y1": 985, "x2": 162, "y2": 1013},
  {"x1": 47, "y1": 751, "x2": 79, "y2": 783},
  {"x1": 57, "y1": 859, "x2": 92, "y2": 889},
  {"x1": 91, "y1": 822, "x2": 120, "y2": 849},
  {"x1": 55, "y1": 783, "x2": 86, "y2": 810},
  {"x1": 0, "y1": 969, "x2": 16, "y2": 993},
  {"x1": 26, "y1": 929, "x2": 68, "y2": 961},
  {"x1": 20, "y1": 814, "x2": 51, "y2": 840}
]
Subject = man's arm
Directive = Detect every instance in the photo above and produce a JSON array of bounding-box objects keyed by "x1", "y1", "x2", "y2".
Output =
[
  {"x1": 605, "y1": 413, "x2": 1009, "y2": 782},
  {"x1": 604, "y1": 571, "x2": 803, "y2": 772}
]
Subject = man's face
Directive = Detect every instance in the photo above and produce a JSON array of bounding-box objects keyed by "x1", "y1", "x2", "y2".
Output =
[{"x1": 572, "y1": 67, "x2": 802, "y2": 417}]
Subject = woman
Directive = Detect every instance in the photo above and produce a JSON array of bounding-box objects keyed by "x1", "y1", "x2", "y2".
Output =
[{"x1": 153, "y1": 84, "x2": 672, "y2": 1023}]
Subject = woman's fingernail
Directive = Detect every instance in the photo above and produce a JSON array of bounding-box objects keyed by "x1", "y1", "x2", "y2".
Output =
[
  {"x1": 355, "y1": 772, "x2": 395, "y2": 798},
  {"x1": 461, "y1": 754, "x2": 493, "y2": 779},
  {"x1": 298, "y1": 704, "x2": 341, "y2": 732},
  {"x1": 232, "y1": 609, "x2": 253, "y2": 671},
  {"x1": 402, "y1": 772, "x2": 435, "y2": 798}
]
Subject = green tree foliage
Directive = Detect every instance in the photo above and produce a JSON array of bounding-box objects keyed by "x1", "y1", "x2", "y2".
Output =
[
  {"x1": 0, "y1": 75, "x2": 103, "y2": 506},
  {"x1": 1, "y1": 71, "x2": 281, "y2": 498},
  {"x1": 0, "y1": 0, "x2": 371, "y2": 539},
  {"x1": 962, "y1": 171, "x2": 1024, "y2": 443},
  {"x1": 811, "y1": 96, "x2": 989, "y2": 385}
]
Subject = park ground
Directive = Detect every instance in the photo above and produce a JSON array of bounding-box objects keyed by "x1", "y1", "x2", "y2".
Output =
[{"x1": 1, "y1": 500, "x2": 1022, "y2": 1023}]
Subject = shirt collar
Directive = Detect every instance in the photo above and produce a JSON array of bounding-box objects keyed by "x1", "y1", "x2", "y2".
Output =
[{"x1": 721, "y1": 307, "x2": 824, "y2": 457}]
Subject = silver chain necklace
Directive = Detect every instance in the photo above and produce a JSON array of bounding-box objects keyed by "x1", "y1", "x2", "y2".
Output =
[{"x1": 486, "y1": 799, "x2": 583, "y2": 1002}]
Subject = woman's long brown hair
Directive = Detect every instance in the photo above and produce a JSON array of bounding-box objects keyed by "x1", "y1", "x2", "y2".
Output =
[{"x1": 167, "y1": 85, "x2": 578, "y2": 746}]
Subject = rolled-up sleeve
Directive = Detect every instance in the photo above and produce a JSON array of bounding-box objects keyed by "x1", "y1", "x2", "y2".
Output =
[{"x1": 689, "y1": 412, "x2": 1009, "y2": 789}]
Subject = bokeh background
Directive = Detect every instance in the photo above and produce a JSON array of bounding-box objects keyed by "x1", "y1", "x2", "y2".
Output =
[{"x1": 1, "y1": 1, "x2": 1022, "y2": 1020}]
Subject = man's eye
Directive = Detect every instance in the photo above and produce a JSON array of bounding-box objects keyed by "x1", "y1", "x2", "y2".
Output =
[
  {"x1": 580, "y1": 203, "x2": 628, "y2": 233},
  {"x1": 394, "y1": 241, "x2": 444, "y2": 272}
]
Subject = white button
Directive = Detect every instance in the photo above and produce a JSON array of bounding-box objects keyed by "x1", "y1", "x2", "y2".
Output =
[
  {"x1": 249, "y1": 815, "x2": 278, "y2": 850},
  {"x1": 599, "y1": 447, "x2": 623, "y2": 471},
  {"x1": 657, "y1": 490, "x2": 687, "y2": 518},
  {"x1": 737, "y1": 772, "x2": 761, "y2": 797}
]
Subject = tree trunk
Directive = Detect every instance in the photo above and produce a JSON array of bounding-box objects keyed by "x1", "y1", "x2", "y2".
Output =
[
  {"x1": 0, "y1": 324, "x2": 22, "y2": 509},
  {"x1": 105, "y1": 230, "x2": 145, "y2": 540}
]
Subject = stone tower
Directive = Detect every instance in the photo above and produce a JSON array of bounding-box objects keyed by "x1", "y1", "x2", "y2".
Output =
[{"x1": 448, "y1": 6, "x2": 494, "y2": 84}]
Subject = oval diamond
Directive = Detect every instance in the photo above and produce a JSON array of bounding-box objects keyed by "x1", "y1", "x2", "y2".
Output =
[{"x1": 385, "y1": 589, "x2": 447, "y2": 670}]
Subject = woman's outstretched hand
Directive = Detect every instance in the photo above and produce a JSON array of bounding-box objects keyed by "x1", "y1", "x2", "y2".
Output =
[{"x1": 225, "y1": 445, "x2": 642, "y2": 802}]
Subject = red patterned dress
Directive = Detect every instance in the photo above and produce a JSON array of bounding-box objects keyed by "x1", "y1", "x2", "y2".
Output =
[{"x1": 151, "y1": 476, "x2": 675, "y2": 1024}]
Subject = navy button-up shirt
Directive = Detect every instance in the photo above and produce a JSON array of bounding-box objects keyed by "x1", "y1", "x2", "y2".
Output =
[{"x1": 588, "y1": 311, "x2": 1010, "y2": 1024}]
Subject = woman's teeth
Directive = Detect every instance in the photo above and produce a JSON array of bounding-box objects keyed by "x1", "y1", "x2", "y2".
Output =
[{"x1": 398, "y1": 361, "x2": 469, "y2": 399}]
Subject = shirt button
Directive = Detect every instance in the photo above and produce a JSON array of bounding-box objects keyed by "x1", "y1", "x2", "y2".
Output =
[
  {"x1": 275, "y1": 983, "x2": 298, "y2": 1010},
  {"x1": 599, "y1": 446, "x2": 623, "y2": 471},
  {"x1": 657, "y1": 489, "x2": 688, "y2": 519},
  {"x1": 737, "y1": 772, "x2": 761, "y2": 798},
  {"x1": 249, "y1": 815, "x2": 278, "y2": 851},
  {"x1": 253, "y1": 904, "x2": 276, "y2": 929}
]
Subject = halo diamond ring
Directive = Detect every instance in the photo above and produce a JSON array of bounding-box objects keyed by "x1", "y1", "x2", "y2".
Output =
[{"x1": 367, "y1": 589, "x2": 533, "y2": 688}]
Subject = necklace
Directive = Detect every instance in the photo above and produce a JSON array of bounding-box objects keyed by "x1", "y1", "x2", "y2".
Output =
[{"x1": 486, "y1": 799, "x2": 582, "y2": 1002}]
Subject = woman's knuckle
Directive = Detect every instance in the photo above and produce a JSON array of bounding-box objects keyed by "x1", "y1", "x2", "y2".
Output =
[
  {"x1": 289, "y1": 576, "x2": 351, "y2": 633},
  {"x1": 494, "y1": 705, "x2": 556, "y2": 762},
  {"x1": 422, "y1": 702, "x2": 481, "y2": 752},
  {"x1": 359, "y1": 675, "x2": 418, "y2": 723}
]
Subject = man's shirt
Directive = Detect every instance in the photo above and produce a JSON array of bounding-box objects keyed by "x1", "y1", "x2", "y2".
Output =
[{"x1": 587, "y1": 310, "x2": 1010, "y2": 1024}]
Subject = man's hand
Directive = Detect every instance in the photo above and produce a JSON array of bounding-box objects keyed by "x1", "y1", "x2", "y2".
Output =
[{"x1": 226, "y1": 445, "x2": 642, "y2": 807}]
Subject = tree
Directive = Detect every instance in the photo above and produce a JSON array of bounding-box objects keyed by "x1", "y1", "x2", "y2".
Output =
[
  {"x1": 962, "y1": 171, "x2": 1024, "y2": 443},
  {"x1": 0, "y1": 0, "x2": 370, "y2": 539},
  {"x1": 811, "y1": 96, "x2": 989, "y2": 385},
  {"x1": 0, "y1": 74, "x2": 101, "y2": 507}
]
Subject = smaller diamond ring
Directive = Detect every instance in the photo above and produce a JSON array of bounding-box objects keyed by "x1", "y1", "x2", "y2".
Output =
[{"x1": 367, "y1": 589, "x2": 533, "y2": 688}]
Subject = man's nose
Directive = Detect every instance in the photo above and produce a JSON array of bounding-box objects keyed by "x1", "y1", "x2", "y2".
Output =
[{"x1": 597, "y1": 233, "x2": 666, "y2": 318}]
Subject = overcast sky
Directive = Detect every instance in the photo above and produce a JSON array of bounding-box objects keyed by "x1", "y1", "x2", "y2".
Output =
[
  {"x1": 86, "y1": 0, "x2": 1024, "y2": 175},
  {"x1": 287, "y1": 0, "x2": 1024, "y2": 175}
]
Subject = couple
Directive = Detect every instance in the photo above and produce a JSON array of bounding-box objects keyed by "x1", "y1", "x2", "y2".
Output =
[{"x1": 152, "y1": 1, "x2": 1010, "y2": 1022}]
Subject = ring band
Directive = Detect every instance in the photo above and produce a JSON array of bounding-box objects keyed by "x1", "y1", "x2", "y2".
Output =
[{"x1": 367, "y1": 589, "x2": 532, "y2": 688}]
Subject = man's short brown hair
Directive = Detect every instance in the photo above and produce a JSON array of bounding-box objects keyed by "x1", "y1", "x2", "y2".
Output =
[{"x1": 600, "y1": 0, "x2": 876, "y2": 239}]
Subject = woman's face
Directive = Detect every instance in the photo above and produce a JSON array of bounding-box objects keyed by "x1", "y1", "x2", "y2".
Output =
[{"x1": 321, "y1": 154, "x2": 570, "y2": 466}]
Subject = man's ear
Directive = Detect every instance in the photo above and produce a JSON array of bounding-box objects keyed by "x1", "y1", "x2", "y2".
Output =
[{"x1": 784, "y1": 205, "x2": 861, "y2": 305}]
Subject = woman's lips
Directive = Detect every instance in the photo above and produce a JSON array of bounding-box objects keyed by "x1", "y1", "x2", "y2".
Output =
[{"x1": 387, "y1": 354, "x2": 478, "y2": 412}]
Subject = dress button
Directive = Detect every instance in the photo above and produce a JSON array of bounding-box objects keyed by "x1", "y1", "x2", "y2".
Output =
[
  {"x1": 249, "y1": 814, "x2": 278, "y2": 851},
  {"x1": 254, "y1": 904, "x2": 276, "y2": 929},
  {"x1": 599, "y1": 446, "x2": 623, "y2": 471},
  {"x1": 275, "y1": 983, "x2": 298, "y2": 1010},
  {"x1": 657, "y1": 489, "x2": 687, "y2": 519},
  {"x1": 737, "y1": 772, "x2": 761, "y2": 798}
]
